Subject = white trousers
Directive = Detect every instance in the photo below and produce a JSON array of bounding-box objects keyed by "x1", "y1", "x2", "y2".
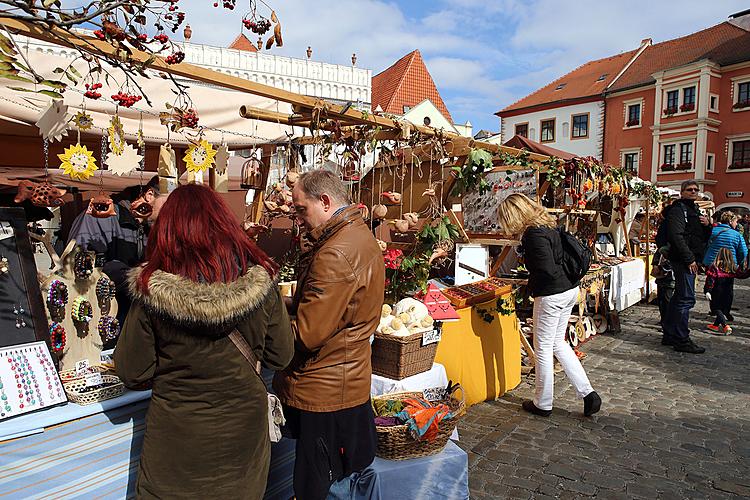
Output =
[{"x1": 532, "y1": 287, "x2": 594, "y2": 410}]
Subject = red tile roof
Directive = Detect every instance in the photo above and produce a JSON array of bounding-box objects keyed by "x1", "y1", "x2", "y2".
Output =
[
  {"x1": 228, "y1": 33, "x2": 258, "y2": 52},
  {"x1": 498, "y1": 50, "x2": 638, "y2": 115},
  {"x1": 372, "y1": 50, "x2": 453, "y2": 122},
  {"x1": 503, "y1": 134, "x2": 576, "y2": 160},
  {"x1": 609, "y1": 22, "x2": 750, "y2": 92}
]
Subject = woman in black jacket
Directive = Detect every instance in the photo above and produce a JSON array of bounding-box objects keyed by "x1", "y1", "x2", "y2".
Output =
[{"x1": 498, "y1": 194, "x2": 601, "y2": 417}]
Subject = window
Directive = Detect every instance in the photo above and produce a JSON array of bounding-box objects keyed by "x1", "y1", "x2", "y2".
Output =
[
  {"x1": 626, "y1": 104, "x2": 641, "y2": 126},
  {"x1": 555, "y1": 83, "x2": 566, "y2": 90},
  {"x1": 736, "y1": 82, "x2": 750, "y2": 109},
  {"x1": 596, "y1": 73, "x2": 608, "y2": 81},
  {"x1": 710, "y1": 95, "x2": 718, "y2": 112},
  {"x1": 514, "y1": 123, "x2": 528, "y2": 138},
  {"x1": 423, "y1": 116, "x2": 431, "y2": 126},
  {"x1": 706, "y1": 153, "x2": 715, "y2": 173},
  {"x1": 624, "y1": 153, "x2": 639, "y2": 173},
  {"x1": 540, "y1": 119, "x2": 555, "y2": 142},
  {"x1": 665, "y1": 90, "x2": 679, "y2": 114},
  {"x1": 663, "y1": 144, "x2": 676, "y2": 167},
  {"x1": 678, "y1": 142, "x2": 693, "y2": 168},
  {"x1": 730, "y1": 140, "x2": 750, "y2": 169},
  {"x1": 571, "y1": 114, "x2": 588, "y2": 138},
  {"x1": 680, "y1": 86, "x2": 696, "y2": 112},
  {"x1": 403, "y1": 105, "x2": 411, "y2": 113}
]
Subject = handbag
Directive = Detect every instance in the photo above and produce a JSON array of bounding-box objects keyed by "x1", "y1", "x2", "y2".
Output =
[{"x1": 228, "y1": 330, "x2": 285, "y2": 443}]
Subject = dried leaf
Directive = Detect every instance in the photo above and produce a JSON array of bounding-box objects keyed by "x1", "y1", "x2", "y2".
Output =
[
  {"x1": 40, "y1": 79, "x2": 66, "y2": 89},
  {"x1": 38, "y1": 90, "x2": 64, "y2": 99},
  {"x1": 274, "y1": 22, "x2": 283, "y2": 47},
  {"x1": 271, "y1": 11, "x2": 278, "y2": 23},
  {"x1": 0, "y1": 61, "x2": 13, "y2": 71},
  {"x1": 265, "y1": 34, "x2": 274, "y2": 50}
]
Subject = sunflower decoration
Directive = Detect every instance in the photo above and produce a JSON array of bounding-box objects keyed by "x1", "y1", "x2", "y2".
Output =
[
  {"x1": 58, "y1": 144, "x2": 98, "y2": 180},
  {"x1": 108, "y1": 115, "x2": 125, "y2": 155},
  {"x1": 72, "y1": 111, "x2": 94, "y2": 131},
  {"x1": 183, "y1": 139, "x2": 217, "y2": 173}
]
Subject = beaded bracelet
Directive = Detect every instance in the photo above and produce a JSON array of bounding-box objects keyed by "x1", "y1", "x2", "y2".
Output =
[
  {"x1": 74, "y1": 251, "x2": 94, "y2": 281},
  {"x1": 98, "y1": 316, "x2": 120, "y2": 343},
  {"x1": 95, "y1": 277, "x2": 116, "y2": 300},
  {"x1": 48, "y1": 279, "x2": 69, "y2": 308},
  {"x1": 49, "y1": 322, "x2": 66, "y2": 353},
  {"x1": 71, "y1": 297, "x2": 93, "y2": 323}
]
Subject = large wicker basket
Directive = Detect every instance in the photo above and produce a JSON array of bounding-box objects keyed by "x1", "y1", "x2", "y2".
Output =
[
  {"x1": 371, "y1": 330, "x2": 438, "y2": 380},
  {"x1": 372, "y1": 390, "x2": 465, "y2": 460},
  {"x1": 64, "y1": 374, "x2": 124, "y2": 405}
]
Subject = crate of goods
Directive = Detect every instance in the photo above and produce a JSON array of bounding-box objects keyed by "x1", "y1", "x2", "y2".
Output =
[
  {"x1": 442, "y1": 282, "x2": 496, "y2": 308},
  {"x1": 372, "y1": 389, "x2": 465, "y2": 460}
]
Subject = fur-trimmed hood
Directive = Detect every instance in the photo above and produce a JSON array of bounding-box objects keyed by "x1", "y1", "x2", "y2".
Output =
[{"x1": 128, "y1": 264, "x2": 276, "y2": 334}]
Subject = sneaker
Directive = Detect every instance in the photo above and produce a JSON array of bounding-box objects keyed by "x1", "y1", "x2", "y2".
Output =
[
  {"x1": 661, "y1": 337, "x2": 676, "y2": 346},
  {"x1": 522, "y1": 400, "x2": 551, "y2": 417},
  {"x1": 707, "y1": 324, "x2": 721, "y2": 333},
  {"x1": 674, "y1": 341, "x2": 706, "y2": 354},
  {"x1": 705, "y1": 292, "x2": 712, "y2": 302},
  {"x1": 722, "y1": 325, "x2": 733, "y2": 335},
  {"x1": 584, "y1": 391, "x2": 602, "y2": 417},
  {"x1": 727, "y1": 313, "x2": 735, "y2": 322}
]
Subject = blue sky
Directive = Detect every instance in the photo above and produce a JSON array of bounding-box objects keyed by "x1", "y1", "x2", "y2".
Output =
[{"x1": 185, "y1": 0, "x2": 749, "y2": 133}]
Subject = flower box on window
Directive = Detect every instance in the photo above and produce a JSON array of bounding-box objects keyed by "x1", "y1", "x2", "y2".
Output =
[
  {"x1": 663, "y1": 107, "x2": 678, "y2": 115},
  {"x1": 676, "y1": 162, "x2": 692, "y2": 170},
  {"x1": 730, "y1": 161, "x2": 750, "y2": 169},
  {"x1": 679, "y1": 103, "x2": 695, "y2": 112},
  {"x1": 625, "y1": 119, "x2": 639, "y2": 127},
  {"x1": 733, "y1": 101, "x2": 750, "y2": 110},
  {"x1": 660, "y1": 163, "x2": 675, "y2": 171}
]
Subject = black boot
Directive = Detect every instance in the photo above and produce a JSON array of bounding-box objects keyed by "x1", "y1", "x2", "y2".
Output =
[
  {"x1": 674, "y1": 341, "x2": 705, "y2": 354},
  {"x1": 522, "y1": 400, "x2": 551, "y2": 417},
  {"x1": 584, "y1": 391, "x2": 601, "y2": 416}
]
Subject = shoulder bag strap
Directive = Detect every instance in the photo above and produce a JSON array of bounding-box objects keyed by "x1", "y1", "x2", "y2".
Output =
[
  {"x1": 228, "y1": 329, "x2": 266, "y2": 387},
  {"x1": 708, "y1": 228, "x2": 731, "y2": 247}
]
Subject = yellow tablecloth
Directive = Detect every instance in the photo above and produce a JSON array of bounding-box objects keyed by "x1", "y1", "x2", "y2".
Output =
[{"x1": 435, "y1": 295, "x2": 521, "y2": 406}]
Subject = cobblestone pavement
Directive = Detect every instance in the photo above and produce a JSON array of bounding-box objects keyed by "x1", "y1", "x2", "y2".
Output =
[{"x1": 457, "y1": 278, "x2": 750, "y2": 499}]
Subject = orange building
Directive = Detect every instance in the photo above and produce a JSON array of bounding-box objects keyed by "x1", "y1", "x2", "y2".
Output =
[{"x1": 603, "y1": 12, "x2": 750, "y2": 211}]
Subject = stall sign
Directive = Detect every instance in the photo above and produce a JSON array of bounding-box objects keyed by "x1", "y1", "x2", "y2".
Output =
[
  {"x1": 422, "y1": 325, "x2": 442, "y2": 346},
  {"x1": 75, "y1": 359, "x2": 90, "y2": 377},
  {"x1": 85, "y1": 371, "x2": 104, "y2": 387},
  {"x1": 726, "y1": 191, "x2": 744, "y2": 198}
]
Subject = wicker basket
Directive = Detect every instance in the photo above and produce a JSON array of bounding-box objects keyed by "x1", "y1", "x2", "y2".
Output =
[
  {"x1": 372, "y1": 390, "x2": 465, "y2": 460},
  {"x1": 371, "y1": 330, "x2": 438, "y2": 380},
  {"x1": 59, "y1": 364, "x2": 110, "y2": 383},
  {"x1": 64, "y1": 374, "x2": 124, "y2": 405}
]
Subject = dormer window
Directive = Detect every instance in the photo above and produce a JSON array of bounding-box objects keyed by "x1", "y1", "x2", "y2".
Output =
[
  {"x1": 555, "y1": 83, "x2": 566, "y2": 91},
  {"x1": 596, "y1": 73, "x2": 608, "y2": 81}
]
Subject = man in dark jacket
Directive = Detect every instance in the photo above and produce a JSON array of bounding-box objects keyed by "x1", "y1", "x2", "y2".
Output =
[
  {"x1": 663, "y1": 180, "x2": 712, "y2": 353},
  {"x1": 274, "y1": 170, "x2": 385, "y2": 500}
]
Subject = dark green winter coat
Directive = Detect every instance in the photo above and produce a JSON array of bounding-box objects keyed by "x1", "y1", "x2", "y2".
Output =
[{"x1": 114, "y1": 264, "x2": 293, "y2": 499}]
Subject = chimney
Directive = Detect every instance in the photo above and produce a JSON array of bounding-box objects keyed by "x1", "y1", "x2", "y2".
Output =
[{"x1": 640, "y1": 38, "x2": 652, "y2": 47}]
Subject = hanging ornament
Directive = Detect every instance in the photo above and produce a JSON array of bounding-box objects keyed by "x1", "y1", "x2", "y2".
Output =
[
  {"x1": 58, "y1": 144, "x2": 98, "y2": 180},
  {"x1": 72, "y1": 111, "x2": 94, "y2": 131},
  {"x1": 89, "y1": 193, "x2": 117, "y2": 218},
  {"x1": 184, "y1": 139, "x2": 217, "y2": 173},
  {"x1": 108, "y1": 115, "x2": 125, "y2": 155},
  {"x1": 214, "y1": 143, "x2": 230, "y2": 174},
  {"x1": 105, "y1": 143, "x2": 143, "y2": 176},
  {"x1": 35, "y1": 101, "x2": 69, "y2": 142}
]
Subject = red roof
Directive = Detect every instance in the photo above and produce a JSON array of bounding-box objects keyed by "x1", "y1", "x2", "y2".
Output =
[
  {"x1": 609, "y1": 22, "x2": 750, "y2": 92},
  {"x1": 499, "y1": 50, "x2": 637, "y2": 115},
  {"x1": 372, "y1": 50, "x2": 453, "y2": 122},
  {"x1": 228, "y1": 33, "x2": 258, "y2": 52}
]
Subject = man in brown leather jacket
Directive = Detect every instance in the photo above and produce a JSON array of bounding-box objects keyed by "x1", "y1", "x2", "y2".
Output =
[{"x1": 273, "y1": 169, "x2": 385, "y2": 500}]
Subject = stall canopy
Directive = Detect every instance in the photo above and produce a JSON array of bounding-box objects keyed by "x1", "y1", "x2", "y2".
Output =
[
  {"x1": 0, "y1": 48, "x2": 298, "y2": 148},
  {"x1": 503, "y1": 134, "x2": 576, "y2": 160}
]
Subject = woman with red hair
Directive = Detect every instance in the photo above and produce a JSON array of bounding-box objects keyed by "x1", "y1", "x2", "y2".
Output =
[{"x1": 114, "y1": 184, "x2": 293, "y2": 498}]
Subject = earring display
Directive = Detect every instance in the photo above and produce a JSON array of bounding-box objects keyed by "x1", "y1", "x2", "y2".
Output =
[
  {"x1": 71, "y1": 297, "x2": 93, "y2": 323},
  {"x1": 73, "y1": 250, "x2": 94, "y2": 280},
  {"x1": 0, "y1": 342, "x2": 67, "y2": 421},
  {"x1": 49, "y1": 322, "x2": 66, "y2": 353},
  {"x1": 14, "y1": 303, "x2": 26, "y2": 329},
  {"x1": 97, "y1": 316, "x2": 120, "y2": 343}
]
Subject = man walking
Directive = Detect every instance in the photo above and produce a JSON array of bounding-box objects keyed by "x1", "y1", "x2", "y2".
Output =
[
  {"x1": 662, "y1": 180, "x2": 712, "y2": 353},
  {"x1": 274, "y1": 170, "x2": 385, "y2": 499}
]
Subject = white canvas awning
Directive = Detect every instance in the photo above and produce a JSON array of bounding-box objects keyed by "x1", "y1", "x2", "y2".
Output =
[{"x1": 0, "y1": 48, "x2": 302, "y2": 147}]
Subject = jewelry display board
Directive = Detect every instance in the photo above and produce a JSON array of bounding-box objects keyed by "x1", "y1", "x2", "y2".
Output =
[
  {"x1": 463, "y1": 169, "x2": 536, "y2": 236},
  {"x1": 0, "y1": 341, "x2": 67, "y2": 421},
  {"x1": 40, "y1": 240, "x2": 118, "y2": 373},
  {"x1": 0, "y1": 208, "x2": 49, "y2": 349}
]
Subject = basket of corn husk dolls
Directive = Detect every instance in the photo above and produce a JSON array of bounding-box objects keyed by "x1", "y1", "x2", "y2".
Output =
[{"x1": 371, "y1": 383, "x2": 465, "y2": 460}]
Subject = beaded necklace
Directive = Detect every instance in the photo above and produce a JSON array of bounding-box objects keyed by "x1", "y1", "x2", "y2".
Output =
[{"x1": 0, "y1": 374, "x2": 11, "y2": 417}]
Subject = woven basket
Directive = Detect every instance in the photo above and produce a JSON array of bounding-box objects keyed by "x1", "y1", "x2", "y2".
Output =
[
  {"x1": 372, "y1": 390, "x2": 465, "y2": 460},
  {"x1": 59, "y1": 365, "x2": 110, "y2": 383},
  {"x1": 64, "y1": 374, "x2": 124, "y2": 405},
  {"x1": 371, "y1": 330, "x2": 438, "y2": 380}
]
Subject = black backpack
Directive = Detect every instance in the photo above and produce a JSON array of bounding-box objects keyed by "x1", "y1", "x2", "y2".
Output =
[{"x1": 557, "y1": 227, "x2": 591, "y2": 283}]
